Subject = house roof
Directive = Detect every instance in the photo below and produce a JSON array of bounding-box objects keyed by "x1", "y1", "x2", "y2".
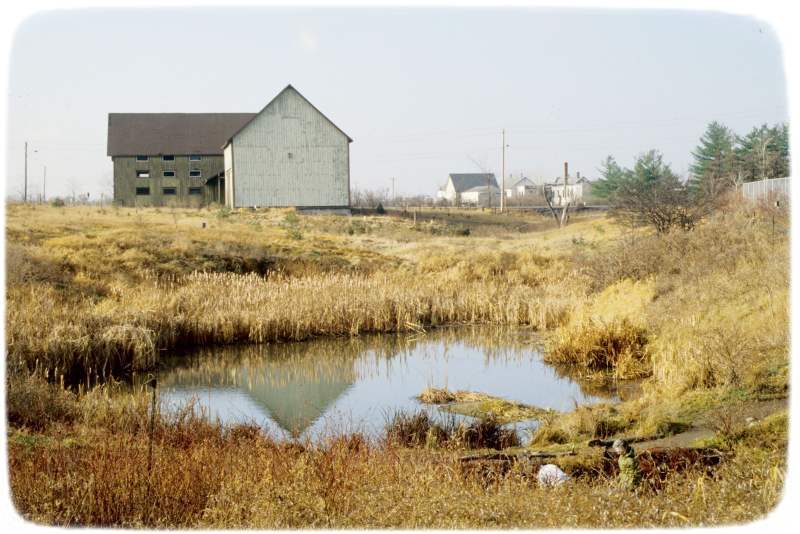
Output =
[
  {"x1": 107, "y1": 113, "x2": 255, "y2": 156},
  {"x1": 448, "y1": 173, "x2": 498, "y2": 192},
  {"x1": 512, "y1": 177, "x2": 536, "y2": 188},
  {"x1": 223, "y1": 84, "x2": 353, "y2": 147}
]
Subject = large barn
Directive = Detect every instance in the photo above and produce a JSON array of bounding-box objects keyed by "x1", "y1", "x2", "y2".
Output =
[{"x1": 107, "y1": 85, "x2": 352, "y2": 209}]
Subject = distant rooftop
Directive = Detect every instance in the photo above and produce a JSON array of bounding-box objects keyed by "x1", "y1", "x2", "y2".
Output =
[{"x1": 448, "y1": 173, "x2": 498, "y2": 192}]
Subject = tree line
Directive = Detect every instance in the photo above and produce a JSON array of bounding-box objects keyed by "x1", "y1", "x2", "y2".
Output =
[{"x1": 592, "y1": 121, "x2": 790, "y2": 233}]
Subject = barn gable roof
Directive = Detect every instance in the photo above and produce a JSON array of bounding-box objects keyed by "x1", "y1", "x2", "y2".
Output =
[
  {"x1": 223, "y1": 84, "x2": 353, "y2": 147},
  {"x1": 448, "y1": 173, "x2": 498, "y2": 192},
  {"x1": 107, "y1": 113, "x2": 255, "y2": 156}
]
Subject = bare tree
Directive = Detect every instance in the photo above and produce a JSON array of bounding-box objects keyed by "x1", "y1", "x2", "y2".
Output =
[
  {"x1": 609, "y1": 151, "x2": 710, "y2": 233},
  {"x1": 543, "y1": 162, "x2": 572, "y2": 227}
]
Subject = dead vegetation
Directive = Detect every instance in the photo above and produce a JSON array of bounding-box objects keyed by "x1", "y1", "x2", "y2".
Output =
[
  {"x1": 417, "y1": 387, "x2": 555, "y2": 424},
  {"x1": 4, "y1": 199, "x2": 790, "y2": 527},
  {"x1": 6, "y1": 375, "x2": 787, "y2": 528}
]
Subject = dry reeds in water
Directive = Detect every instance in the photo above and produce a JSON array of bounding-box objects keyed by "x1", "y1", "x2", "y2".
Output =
[{"x1": 545, "y1": 318, "x2": 650, "y2": 380}]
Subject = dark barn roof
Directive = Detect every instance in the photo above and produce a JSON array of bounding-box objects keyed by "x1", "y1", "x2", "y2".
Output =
[
  {"x1": 107, "y1": 113, "x2": 256, "y2": 156},
  {"x1": 448, "y1": 173, "x2": 498, "y2": 192}
]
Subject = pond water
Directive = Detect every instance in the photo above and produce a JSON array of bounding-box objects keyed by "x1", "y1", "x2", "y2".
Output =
[{"x1": 156, "y1": 327, "x2": 616, "y2": 443}]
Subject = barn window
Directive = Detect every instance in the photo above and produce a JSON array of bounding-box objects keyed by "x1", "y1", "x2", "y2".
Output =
[
  {"x1": 189, "y1": 155, "x2": 202, "y2": 161},
  {"x1": 162, "y1": 187, "x2": 177, "y2": 195},
  {"x1": 189, "y1": 187, "x2": 203, "y2": 195},
  {"x1": 136, "y1": 155, "x2": 149, "y2": 161},
  {"x1": 162, "y1": 155, "x2": 175, "y2": 161},
  {"x1": 189, "y1": 170, "x2": 202, "y2": 178},
  {"x1": 135, "y1": 187, "x2": 150, "y2": 195},
  {"x1": 163, "y1": 171, "x2": 176, "y2": 177},
  {"x1": 136, "y1": 170, "x2": 150, "y2": 178}
]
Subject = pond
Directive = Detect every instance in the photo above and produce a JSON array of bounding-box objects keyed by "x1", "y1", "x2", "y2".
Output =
[{"x1": 155, "y1": 327, "x2": 618, "y2": 443}]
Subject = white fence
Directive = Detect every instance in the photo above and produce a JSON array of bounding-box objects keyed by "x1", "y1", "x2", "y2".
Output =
[{"x1": 741, "y1": 177, "x2": 790, "y2": 202}]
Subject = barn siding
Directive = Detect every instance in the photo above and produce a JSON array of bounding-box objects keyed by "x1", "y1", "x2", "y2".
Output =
[
  {"x1": 113, "y1": 155, "x2": 223, "y2": 207},
  {"x1": 230, "y1": 87, "x2": 350, "y2": 208}
]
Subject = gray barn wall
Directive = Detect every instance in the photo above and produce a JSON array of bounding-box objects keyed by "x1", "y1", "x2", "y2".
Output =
[
  {"x1": 228, "y1": 88, "x2": 350, "y2": 208},
  {"x1": 113, "y1": 155, "x2": 224, "y2": 207}
]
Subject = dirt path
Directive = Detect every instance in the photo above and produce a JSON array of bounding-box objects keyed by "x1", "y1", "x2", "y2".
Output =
[{"x1": 634, "y1": 398, "x2": 788, "y2": 450}]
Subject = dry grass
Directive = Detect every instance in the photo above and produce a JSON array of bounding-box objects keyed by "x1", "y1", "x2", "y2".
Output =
[
  {"x1": 545, "y1": 318, "x2": 651, "y2": 379},
  {"x1": 7, "y1": 379, "x2": 787, "y2": 528},
  {"x1": 6, "y1": 205, "x2": 580, "y2": 383},
  {"x1": 417, "y1": 387, "x2": 485, "y2": 404},
  {"x1": 382, "y1": 410, "x2": 519, "y2": 450},
  {"x1": 5, "y1": 200, "x2": 790, "y2": 528},
  {"x1": 418, "y1": 387, "x2": 555, "y2": 424}
]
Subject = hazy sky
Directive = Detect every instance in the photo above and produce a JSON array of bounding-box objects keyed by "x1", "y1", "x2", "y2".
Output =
[{"x1": 5, "y1": 7, "x2": 789, "y2": 199}]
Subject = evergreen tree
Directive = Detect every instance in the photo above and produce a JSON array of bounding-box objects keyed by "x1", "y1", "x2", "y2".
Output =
[
  {"x1": 608, "y1": 150, "x2": 703, "y2": 233},
  {"x1": 735, "y1": 122, "x2": 789, "y2": 181},
  {"x1": 768, "y1": 122, "x2": 790, "y2": 179},
  {"x1": 689, "y1": 121, "x2": 737, "y2": 197},
  {"x1": 592, "y1": 155, "x2": 627, "y2": 199}
]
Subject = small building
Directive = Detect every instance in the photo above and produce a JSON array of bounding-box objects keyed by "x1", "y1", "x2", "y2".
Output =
[
  {"x1": 437, "y1": 173, "x2": 499, "y2": 205},
  {"x1": 545, "y1": 175, "x2": 595, "y2": 207},
  {"x1": 505, "y1": 176, "x2": 537, "y2": 198},
  {"x1": 107, "y1": 84, "x2": 352, "y2": 209}
]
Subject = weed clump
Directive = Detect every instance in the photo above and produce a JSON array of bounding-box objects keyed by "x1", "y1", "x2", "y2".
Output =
[
  {"x1": 545, "y1": 318, "x2": 650, "y2": 379},
  {"x1": 383, "y1": 410, "x2": 518, "y2": 450}
]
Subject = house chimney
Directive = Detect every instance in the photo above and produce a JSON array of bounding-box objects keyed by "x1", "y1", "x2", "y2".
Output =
[
  {"x1": 577, "y1": 171, "x2": 581, "y2": 180},
  {"x1": 564, "y1": 162, "x2": 568, "y2": 181}
]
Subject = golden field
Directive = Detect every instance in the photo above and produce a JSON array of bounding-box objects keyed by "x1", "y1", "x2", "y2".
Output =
[{"x1": 4, "y1": 200, "x2": 790, "y2": 527}]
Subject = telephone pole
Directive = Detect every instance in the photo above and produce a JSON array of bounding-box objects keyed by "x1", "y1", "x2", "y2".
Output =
[
  {"x1": 501, "y1": 129, "x2": 506, "y2": 213},
  {"x1": 24, "y1": 141, "x2": 28, "y2": 203},
  {"x1": 42, "y1": 165, "x2": 47, "y2": 203}
]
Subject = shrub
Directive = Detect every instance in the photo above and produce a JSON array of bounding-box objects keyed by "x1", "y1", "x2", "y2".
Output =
[
  {"x1": 6, "y1": 374, "x2": 78, "y2": 430},
  {"x1": 50, "y1": 197, "x2": 65, "y2": 207}
]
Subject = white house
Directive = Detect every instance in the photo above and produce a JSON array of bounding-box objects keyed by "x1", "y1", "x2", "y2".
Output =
[
  {"x1": 437, "y1": 173, "x2": 499, "y2": 205},
  {"x1": 223, "y1": 85, "x2": 352, "y2": 209},
  {"x1": 546, "y1": 176, "x2": 595, "y2": 207},
  {"x1": 505, "y1": 176, "x2": 537, "y2": 198},
  {"x1": 460, "y1": 185, "x2": 502, "y2": 206}
]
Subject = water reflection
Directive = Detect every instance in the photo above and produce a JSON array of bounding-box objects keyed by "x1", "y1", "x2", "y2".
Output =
[{"x1": 158, "y1": 327, "x2": 616, "y2": 441}]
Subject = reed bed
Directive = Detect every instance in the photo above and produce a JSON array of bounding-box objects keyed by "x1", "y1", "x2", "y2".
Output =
[
  {"x1": 544, "y1": 318, "x2": 651, "y2": 380},
  {"x1": 7, "y1": 270, "x2": 576, "y2": 384}
]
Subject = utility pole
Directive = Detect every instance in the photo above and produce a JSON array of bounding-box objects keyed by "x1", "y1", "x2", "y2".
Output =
[
  {"x1": 390, "y1": 177, "x2": 396, "y2": 204},
  {"x1": 42, "y1": 165, "x2": 47, "y2": 203},
  {"x1": 24, "y1": 141, "x2": 28, "y2": 203},
  {"x1": 560, "y1": 161, "x2": 570, "y2": 227},
  {"x1": 501, "y1": 129, "x2": 506, "y2": 213}
]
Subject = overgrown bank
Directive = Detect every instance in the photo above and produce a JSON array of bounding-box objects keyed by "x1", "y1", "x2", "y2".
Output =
[{"x1": 6, "y1": 374, "x2": 788, "y2": 528}]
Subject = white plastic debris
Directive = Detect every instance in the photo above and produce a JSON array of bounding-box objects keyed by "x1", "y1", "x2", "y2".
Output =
[{"x1": 537, "y1": 463, "x2": 570, "y2": 487}]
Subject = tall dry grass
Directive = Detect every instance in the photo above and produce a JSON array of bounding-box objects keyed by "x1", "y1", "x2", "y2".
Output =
[{"x1": 7, "y1": 219, "x2": 578, "y2": 383}]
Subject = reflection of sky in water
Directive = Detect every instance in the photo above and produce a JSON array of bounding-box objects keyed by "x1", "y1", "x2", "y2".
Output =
[{"x1": 158, "y1": 330, "x2": 609, "y2": 442}]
